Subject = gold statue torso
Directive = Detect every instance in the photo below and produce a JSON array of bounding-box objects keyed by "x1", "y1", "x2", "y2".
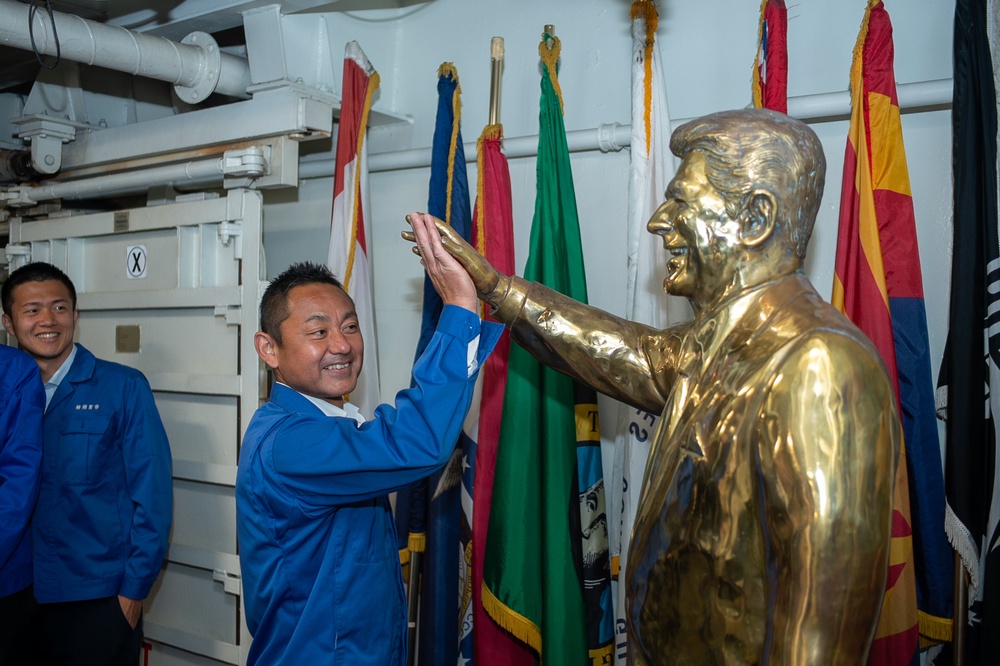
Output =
[{"x1": 492, "y1": 272, "x2": 899, "y2": 665}]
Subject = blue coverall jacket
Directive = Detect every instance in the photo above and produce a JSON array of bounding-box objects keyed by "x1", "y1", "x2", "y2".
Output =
[
  {"x1": 0, "y1": 345, "x2": 44, "y2": 598},
  {"x1": 236, "y1": 306, "x2": 502, "y2": 665},
  {"x1": 33, "y1": 344, "x2": 173, "y2": 604}
]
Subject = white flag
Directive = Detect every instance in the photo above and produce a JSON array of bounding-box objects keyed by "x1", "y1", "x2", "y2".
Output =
[{"x1": 610, "y1": 4, "x2": 686, "y2": 663}]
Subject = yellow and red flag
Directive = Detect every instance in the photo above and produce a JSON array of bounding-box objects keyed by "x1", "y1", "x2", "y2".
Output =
[{"x1": 832, "y1": 2, "x2": 953, "y2": 662}]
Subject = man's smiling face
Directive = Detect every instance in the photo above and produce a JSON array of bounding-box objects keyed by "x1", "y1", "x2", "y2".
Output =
[
  {"x1": 2, "y1": 279, "x2": 78, "y2": 375},
  {"x1": 264, "y1": 282, "x2": 365, "y2": 408}
]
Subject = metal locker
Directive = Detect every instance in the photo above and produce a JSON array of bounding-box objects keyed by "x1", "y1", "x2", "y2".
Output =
[{"x1": 6, "y1": 188, "x2": 265, "y2": 665}]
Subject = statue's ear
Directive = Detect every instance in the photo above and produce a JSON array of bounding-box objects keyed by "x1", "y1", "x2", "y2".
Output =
[{"x1": 740, "y1": 189, "x2": 777, "y2": 249}]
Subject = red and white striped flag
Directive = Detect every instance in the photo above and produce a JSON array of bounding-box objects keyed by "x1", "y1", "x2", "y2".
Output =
[{"x1": 328, "y1": 41, "x2": 381, "y2": 417}]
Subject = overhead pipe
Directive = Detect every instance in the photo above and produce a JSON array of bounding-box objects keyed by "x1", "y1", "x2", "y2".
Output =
[
  {"x1": 301, "y1": 78, "x2": 952, "y2": 176},
  {"x1": 2, "y1": 147, "x2": 266, "y2": 205},
  {"x1": 0, "y1": 0, "x2": 251, "y2": 103}
]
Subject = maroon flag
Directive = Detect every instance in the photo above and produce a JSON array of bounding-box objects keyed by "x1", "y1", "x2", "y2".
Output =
[
  {"x1": 752, "y1": 0, "x2": 788, "y2": 113},
  {"x1": 470, "y1": 124, "x2": 531, "y2": 665}
]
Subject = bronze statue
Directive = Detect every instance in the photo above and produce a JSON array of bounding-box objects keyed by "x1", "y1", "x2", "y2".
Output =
[{"x1": 405, "y1": 108, "x2": 900, "y2": 665}]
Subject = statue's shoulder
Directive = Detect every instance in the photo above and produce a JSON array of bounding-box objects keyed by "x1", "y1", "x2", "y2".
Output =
[{"x1": 767, "y1": 311, "x2": 895, "y2": 404}]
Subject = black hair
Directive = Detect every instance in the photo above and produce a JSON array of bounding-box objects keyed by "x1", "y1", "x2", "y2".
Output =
[
  {"x1": 259, "y1": 262, "x2": 349, "y2": 344},
  {"x1": 2, "y1": 262, "x2": 78, "y2": 316}
]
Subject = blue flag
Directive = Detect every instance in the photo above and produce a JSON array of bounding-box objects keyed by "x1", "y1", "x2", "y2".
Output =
[{"x1": 395, "y1": 63, "x2": 474, "y2": 665}]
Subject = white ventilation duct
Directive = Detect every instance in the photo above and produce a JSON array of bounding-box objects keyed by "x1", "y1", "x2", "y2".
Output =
[{"x1": 0, "y1": 0, "x2": 251, "y2": 103}]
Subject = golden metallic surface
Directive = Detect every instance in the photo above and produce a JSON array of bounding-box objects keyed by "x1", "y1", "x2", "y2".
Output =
[{"x1": 415, "y1": 108, "x2": 900, "y2": 665}]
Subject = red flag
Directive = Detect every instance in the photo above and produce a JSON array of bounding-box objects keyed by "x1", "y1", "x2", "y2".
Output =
[
  {"x1": 752, "y1": 0, "x2": 788, "y2": 113},
  {"x1": 470, "y1": 123, "x2": 532, "y2": 665}
]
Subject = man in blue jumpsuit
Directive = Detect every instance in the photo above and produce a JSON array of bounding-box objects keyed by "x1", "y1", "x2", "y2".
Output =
[
  {"x1": 0, "y1": 344, "x2": 44, "y2": 665},
  {"x1": 1, "y1": 262, "x2": 173, "y2": 666},
  {"x1": 236, "y1": 212, "x2": 501, "y2": 665}
]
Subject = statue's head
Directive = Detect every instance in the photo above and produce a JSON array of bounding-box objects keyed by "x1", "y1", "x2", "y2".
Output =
[{"x1": 648, "y1": 108, "x2": 826, "y2": 307}]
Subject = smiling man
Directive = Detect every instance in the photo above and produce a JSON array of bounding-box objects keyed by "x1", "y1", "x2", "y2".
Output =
[
  {"x1": 411, "y1": 109, "x2": 901, "y2": 665},
  {"x1": 236, "y1": 213, "x2": 501, "y2": 665},
  {"x1": 1, "y1": 261, "x2": 172, "y2": 666}
]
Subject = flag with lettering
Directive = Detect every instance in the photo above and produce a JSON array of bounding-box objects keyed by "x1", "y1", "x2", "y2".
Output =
[
  {"x1": 609, "y1": 3, "x2": 683, "y2": 664},
  {"x1": 482, "y1": 34, "x2": 613, "y2": 665},
  {"x1": 470, "y1": 123, "x2": 533, "y2": 666},
  {"x1": 752, "y1": 0, "x2": 788, "y2": 113},
  {"x1": 832, "y1": 2, "x2": 952, "y2": 662},
  {"x1": 936, "y1": 0, "x2": 1000, "y2": 662},
  {"x1": 328, "y1": 40, "x2": 381, "y2": 416},
  {"x1": 393, "y1": 63, "x2": 473, "y2": 665}
]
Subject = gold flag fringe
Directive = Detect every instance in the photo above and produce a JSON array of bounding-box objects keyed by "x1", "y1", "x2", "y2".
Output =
[
  {"x1": 474, "y1": 123, "x2": 503, "y2": 259},
  {"x1": 344, "y1": 70, "x2": 380, "y2": 291},
  {"x1": 481, "y1": 581, "x2": 543, "y2": 655},
  {"x1": 848, "y1": 3, "x2": 873, "y2": 108},
  {"x1": 407, "y1": 531, "x2": 426, "y2": 553},
  {"x1": 437, "y1": 63, "x2": 463, "y2": 227},
  {"x1": 918, "y1": 610, "x2": 953, "y2": 647},
  {"x1": 631, "y1": 1, "x2": 659, "y2": 156},
  {"x1": 751, "y1": 0, "x2": 768, "y2": 108},
  {"x1": 473, "y1": 123, "x2": 503, "y2": 320},
  {"x1": 538, "y1": 35, "x2": 565, "y2": 116}
]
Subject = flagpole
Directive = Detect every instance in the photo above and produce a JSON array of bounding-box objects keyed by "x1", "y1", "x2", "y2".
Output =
[
  {"x1": 489, "y1": 37, "x2": 503, "y2": 126},
  {"x1": 406, "y1": 549, "x2": 421, "y2": 666},
  {"x1": 954, "y1": 555, "x2": 967, "y2": 665}
]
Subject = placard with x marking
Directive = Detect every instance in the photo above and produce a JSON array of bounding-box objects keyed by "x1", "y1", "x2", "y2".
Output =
[{"x1": 126, "y1": 245, "x2": 147, "y2": 279}]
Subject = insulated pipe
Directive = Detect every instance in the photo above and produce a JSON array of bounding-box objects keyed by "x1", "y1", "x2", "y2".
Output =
[
  {"x1": 307, "y1": 78, "x2": 950, "y2": 176},
  {"x1": 0, "y1": 0, "x2": 251, "y2": 102},
  {"x1": 8, "y1": 155, "x2": 248, "y2": 203}
]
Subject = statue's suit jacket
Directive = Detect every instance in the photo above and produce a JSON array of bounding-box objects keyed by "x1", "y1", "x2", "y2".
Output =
[{"x1": 489, "y1": 272, "x2": 900, "y2": 666}]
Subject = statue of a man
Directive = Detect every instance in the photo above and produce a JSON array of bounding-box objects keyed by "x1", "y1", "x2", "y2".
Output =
[{"x1": 406, "y1": 108, "x2": 900, "y2": 665}]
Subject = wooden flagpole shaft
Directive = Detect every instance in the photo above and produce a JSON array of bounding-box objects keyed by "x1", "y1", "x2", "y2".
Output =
[
  {"x1": 954, "y1": 552, "x2": 967, "y2": 665},
  {"x1": 489, "y1": 36, "x2": 503, "y2": 126}
]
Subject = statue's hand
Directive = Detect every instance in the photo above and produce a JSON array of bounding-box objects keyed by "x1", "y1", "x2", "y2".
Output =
[{"x1": 402, "y1": 212, "x2": 506, "y2": 303}]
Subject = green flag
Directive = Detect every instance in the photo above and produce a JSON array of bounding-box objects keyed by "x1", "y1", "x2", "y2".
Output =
[{"x1": 482, "y1": 34, "x2": 613, "y2": 665}]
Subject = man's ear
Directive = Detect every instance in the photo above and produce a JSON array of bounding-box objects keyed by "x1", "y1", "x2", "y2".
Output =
[
  {"x1": 740, "y1": 189, "x2": 777, "y2": 249},
  {"x1": 254, "y1": 332, "x2": 280, "y2": 370},
  {"x1": 2, "y1": 313, "x2": 13, "y2": 337}
]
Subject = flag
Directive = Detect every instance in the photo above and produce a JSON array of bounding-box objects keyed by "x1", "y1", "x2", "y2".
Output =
[
  {"x1": 751, "y1": 0, "x2": 788, "y2": 113},
  {"x1": 936, "y1": 0, "x2": 1000, "y2": 662},
  {"x1": 393, "y1": 63, "x2": 473, "y2": 665},
  {"x1": 609, "y1": 3, "x2": 682, "y2": 664},
  {"x1": 328, "y1": 41, "x2": 380, "y2": 417},
  {"x1": 481, "y1": 34, "x2": 613, "y2": 665},
  {"x1": 831, "y1": 2, "x2": 952, "y2": 662},
  {"x1": 469, "y1": 124, "x2": 532, "y2": 666}
]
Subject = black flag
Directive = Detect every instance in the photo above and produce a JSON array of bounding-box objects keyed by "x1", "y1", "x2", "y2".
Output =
[{"x1": 937, "y1": 0, "x2": 1000, "y2": 661}]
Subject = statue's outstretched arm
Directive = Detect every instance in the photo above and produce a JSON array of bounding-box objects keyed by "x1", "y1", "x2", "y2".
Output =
[{"x1": 404, "y1": 213, "x2": 682, "y2": 413}]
